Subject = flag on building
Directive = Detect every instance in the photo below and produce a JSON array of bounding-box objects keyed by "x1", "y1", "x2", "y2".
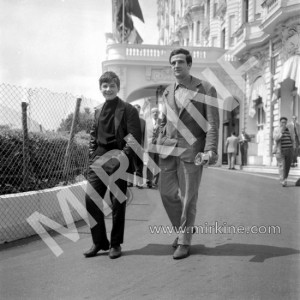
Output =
[{"x1": 112, "y1": 0, "x2": 144, "y2": 44}]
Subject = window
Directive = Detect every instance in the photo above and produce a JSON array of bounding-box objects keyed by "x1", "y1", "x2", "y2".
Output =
[
  {"x1": 243, "y1": 0, "x2": 249, "y2": 23},
  {"x1": 229, "y1": 15, "x2": 235, "y2": 46},
  {"x1": 257, "y1": 102, "x2": 265, "y2": 130},
  {"x1": 207, "y1": 0, "x2": 211, "y2": 18},
  {"x1": 221, "y1": 29, "x2": 226, "y2": 48},
  {"x1": 212, "y1": 36, "x2": 217, "y2": 47},
  {"x1": 196, "y1": 21, "x2": 200, "y2": 43},
  {"x1": 213, "y1": 2, "x2": 218, "y2": 18}
]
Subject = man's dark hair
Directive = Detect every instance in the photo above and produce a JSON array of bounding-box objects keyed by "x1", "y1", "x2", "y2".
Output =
[
  {"x1": 99, "y1": 71, "x2": 120, "y2": 89},
  {"x1": 169, "y1": 48, "x2": 192, "y2": 65},
  {"x1": 232, "y1": 131, "x2": 236, "y2": 136},
  {"x1": 280, "y1": 117, "x2": 288, "y2": 122}
]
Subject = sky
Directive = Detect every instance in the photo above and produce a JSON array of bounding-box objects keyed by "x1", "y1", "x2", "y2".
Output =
[{"x1": 0, "y1": 0, "x2": 158, "y2": 101}]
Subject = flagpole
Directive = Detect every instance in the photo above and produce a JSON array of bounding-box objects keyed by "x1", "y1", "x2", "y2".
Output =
[{"x1": 122, "y1": 0, "x2": 125, "y2": 43}]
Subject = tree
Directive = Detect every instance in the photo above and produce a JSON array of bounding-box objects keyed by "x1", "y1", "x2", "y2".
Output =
[{"x1": 58, "y1": 107, "x2": 93, "y2": 133}]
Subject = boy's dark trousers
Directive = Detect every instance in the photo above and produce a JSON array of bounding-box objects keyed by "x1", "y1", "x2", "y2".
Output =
[{"x1": 85, "y1": 147, "x2": 127, "y2": 248}]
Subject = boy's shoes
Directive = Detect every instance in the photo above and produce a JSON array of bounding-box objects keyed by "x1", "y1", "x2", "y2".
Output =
[
  {"x1": 109, "y1": 246, "x2": 122, "y2": 259},
  {"x1": 173, "y1": 245, "x2": 190, "y2": 259},
  {"x1": 136, "y1": 184, "x2": 143, "y2": 189},
  {"x1": 127, "y1": 182, "x2": 133, "y2": 187},
  {"x1": 83, "y1": 243, "x2": 109, "y2": 258}
]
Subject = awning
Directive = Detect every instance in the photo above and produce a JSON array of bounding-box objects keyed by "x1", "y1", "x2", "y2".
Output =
[
  {"x1": 249, "y1": 76, "x2": 267, "y2": 117},
  {"x1": 279, "y1": 55, "x2": 300, "y2": 93},
  {"x1": 272, "y1": 55, "x2": 300, "y2": 102}
]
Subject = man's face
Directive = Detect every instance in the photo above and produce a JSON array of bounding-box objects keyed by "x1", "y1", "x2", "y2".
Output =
[
  {"x1": 100, "y1": 81, "x2": 119, "y2": 100},
  {"x1": 280, "y1": 119, "x2": 287, "y2": 129},
  {"x1": 170, "y1": 54, "x2": 191, "y2": 80},
  {"x1": 292, "y1": 116, "x2": 297, "y2": 123},
  {"x1": 135, "y1": 106, "x2": 141, "y2": 115},
  {"x1": 152, "y1": 110, "x2": 158, "y2": 120}
]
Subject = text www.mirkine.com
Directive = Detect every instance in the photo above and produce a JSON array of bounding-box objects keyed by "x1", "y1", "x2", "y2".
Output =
[{"x1": 149, "y1": 222, "x2": 281, "y2": 235}]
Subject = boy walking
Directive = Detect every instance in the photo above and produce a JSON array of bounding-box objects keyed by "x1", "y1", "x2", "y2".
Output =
[{"x1": 84, "y1": 71, "x2": 141, "y2": 259}]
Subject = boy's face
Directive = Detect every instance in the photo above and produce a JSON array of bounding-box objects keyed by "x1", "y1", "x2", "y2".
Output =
[{"x1": 100, "y1": 80, "x2": 119, "y2": 100}]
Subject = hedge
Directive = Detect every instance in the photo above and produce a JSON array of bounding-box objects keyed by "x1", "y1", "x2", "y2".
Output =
[{"x1": 0, "y1": 129, "x2": 89, "y2": 195}]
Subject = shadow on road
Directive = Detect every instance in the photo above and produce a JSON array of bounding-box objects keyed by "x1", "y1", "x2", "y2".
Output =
[{"x1": 123, "y1": 243, "x2": 300, "y2": 262}]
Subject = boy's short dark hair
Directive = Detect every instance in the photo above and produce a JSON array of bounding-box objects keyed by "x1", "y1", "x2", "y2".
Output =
[
  {"x1": 169, "y1": 48, "x2": 192, "y2": 65},
  {"x1": 280, "y1": 117, "x2": 288, "y2": 122},
  {"x1": 99, "y1": 71, "x2": 120, "y2": 89}
]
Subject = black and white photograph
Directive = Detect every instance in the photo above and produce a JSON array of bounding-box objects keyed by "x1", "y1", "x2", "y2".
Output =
[{"x1": 1, "y1": 0, "x2": 300, "y2": 299}]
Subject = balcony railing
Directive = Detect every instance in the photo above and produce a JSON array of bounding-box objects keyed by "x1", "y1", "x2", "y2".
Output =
[
  {"x1": 104, "y1": 44, "x2": 227, "y2": 64},
  {"x1": 186, "y1": 0, "x2": 205, "y2": 10}
]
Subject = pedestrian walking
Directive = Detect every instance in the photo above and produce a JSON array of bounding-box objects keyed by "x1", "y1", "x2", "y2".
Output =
[
  {"x1": 83, "y1": 71, "x2": 141, "y2": 259},
  {"x1": 225, "y1": 132, "x2": 239, "y2": 170},
  {"x1": 146, "y1": 107, "x2": 160, "y2": 188},
  {"x1": 238, "y1": 129, "x2": 251, "y2": 166},
  {"x1": 157, "y1": 48, "x2": 219, "y2": 259},
  {"x1": 127, "y1": 104, "x2": 146, "y2": 188},
  {"x1": 273, "y1": 116, "x2": 295, "y2": 187},
  {"x1": 289, "y1": 115, "x2": 299, "y2": 167}
]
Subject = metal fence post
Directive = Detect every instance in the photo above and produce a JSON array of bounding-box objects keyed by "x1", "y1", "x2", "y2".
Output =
[
  {"x1": 63, "y1": 98, "x2": 82, "y2": 183},
  {"x1": 21, "y1": 101, "x2": 30, "y2": 189}
]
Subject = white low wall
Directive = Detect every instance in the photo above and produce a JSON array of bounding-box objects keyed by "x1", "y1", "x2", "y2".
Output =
[{"x1": 0, "y1": 182, "x2": 87, "y2": 244}]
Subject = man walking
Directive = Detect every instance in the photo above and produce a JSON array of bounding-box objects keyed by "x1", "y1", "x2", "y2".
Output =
[
  {"x1": 146, "y1": 107, "x2": 160, "y2": 188},
  {"x1": 157, "y1": 48, "x2": 219, "y2": 259},
  {"x1": 289, "y1": 115, "x2": 299, "y2": 167},
  {"x1": 238, "y1": 129, "x2": 251, "y2": 166},
  {"x1": 226, "y1": 132, "x2": 239, "y2": 170}
]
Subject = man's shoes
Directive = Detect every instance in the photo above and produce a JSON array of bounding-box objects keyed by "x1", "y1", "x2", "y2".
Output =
[
  {"x1": 147, "y1": 184, "x2": 153, "y2": 189},
  {"x1": 136, "y1": 184, "x2": 143, "y2": 189},
  {"x1": 127, "y1": 182, "x2": 133, "y2": 187},
  {"x1": 232, "y1": 167, "x2": 236, "y2": 170},
  {"x1": 282, "y1": 179, "x2": 287, "y2": 187},
  {"x1": 173, "y1": 245, "x2": 190, "y2": 259},
  {"x1": 83, "y1": 243, "x2": 109, "y2": 258},
  {"x1": 109, "y1": 246, "x2": 122, "y2": 259},
  {"x1": 172, "y1": 237, "x2": 178, "y2": 248}
]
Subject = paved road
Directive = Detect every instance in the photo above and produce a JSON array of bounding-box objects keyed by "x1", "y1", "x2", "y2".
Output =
[{"x1": 1, "y1": 168, "x2": 299, "y2": 300}]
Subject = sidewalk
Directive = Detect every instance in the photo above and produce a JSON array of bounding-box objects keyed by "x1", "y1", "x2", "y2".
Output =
[{"x1": 214, "y1": 164, "x2": 300, "y2": 182}]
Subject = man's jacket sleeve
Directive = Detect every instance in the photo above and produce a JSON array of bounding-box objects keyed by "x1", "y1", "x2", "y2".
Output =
[
  {"x1": 204, "y1": 85, "x2": 219, "y2": 154},
  {"x1": 123, "y1": 104, "x2": 142, "y2": 156}
]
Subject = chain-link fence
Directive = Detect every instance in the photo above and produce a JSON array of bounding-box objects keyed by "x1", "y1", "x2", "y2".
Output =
[{"x1": 0, "y1": 83, "x2": 99, "y2": 195}]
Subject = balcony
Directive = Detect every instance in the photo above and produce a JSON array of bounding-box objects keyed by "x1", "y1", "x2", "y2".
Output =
[
  {"x1": 260, "y1": 0, "x2": 300, "y2": 34},
  {"x1": 231, "y1": 21, "x2": 269, "y2": 57},
  {"x1": 186, "y1": 0, "x2": 205, "y2": 11},
  {"x1": 104, "y1": 43, "x2": 226, "y2": 66}
]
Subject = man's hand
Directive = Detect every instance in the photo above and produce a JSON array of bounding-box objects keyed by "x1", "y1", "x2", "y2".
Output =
[{"x1": 206, "y1": 150, "x2": 218, "y2": 165}]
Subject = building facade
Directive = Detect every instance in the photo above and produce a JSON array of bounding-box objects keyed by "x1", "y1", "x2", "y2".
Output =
[{"x1": 157, "y1": 0, "x2": 300, "y2": 166}]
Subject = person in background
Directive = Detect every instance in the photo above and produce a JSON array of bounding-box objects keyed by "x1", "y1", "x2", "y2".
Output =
[
  {"x1": 289, "y1": 115, "x2": 299, "y2": 167},
  {"x1": 132, "y1": 104, "x2": 146, "y2": 188},
  {"x1": 146, "y1": 107, "x2": 160, "y2": 188},
  {"x1": 273, "y1": 117, "x2": 295, "y2": 187},
  {"x1": 238, "y1": 129, "x2": 251, "y2": 166},
  {"x1": 225, "y1": 132, "x2": 239, "y2": 170}
]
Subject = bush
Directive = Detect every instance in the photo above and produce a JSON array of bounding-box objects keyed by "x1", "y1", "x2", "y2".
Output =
[{"x1": 0, "y1": 129, "x2": 89, "y2": 195}]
